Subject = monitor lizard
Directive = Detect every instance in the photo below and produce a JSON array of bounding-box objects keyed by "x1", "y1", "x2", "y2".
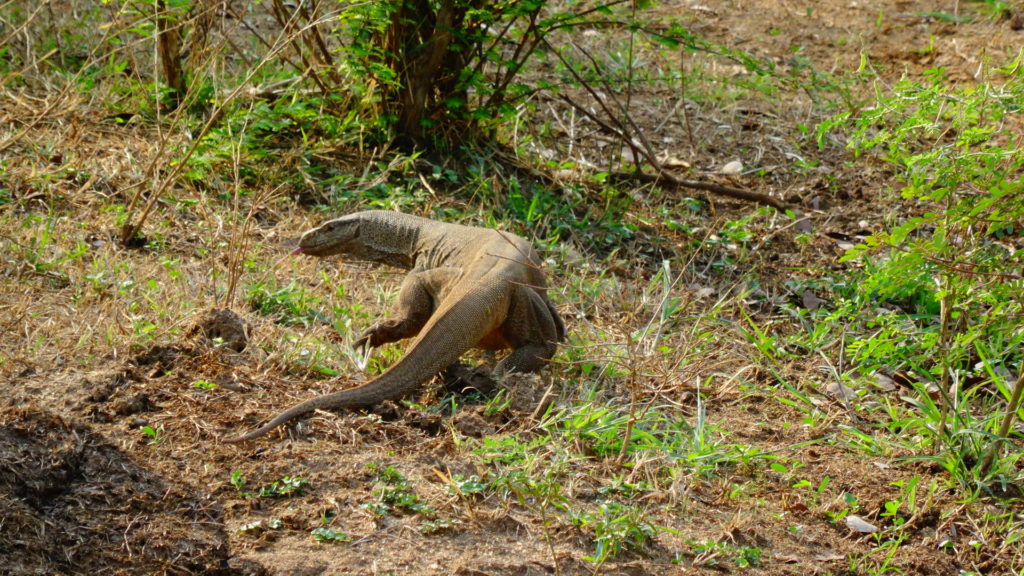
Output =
[{"x1": 224, "y1": 210, "x2": 565, "y2": 442}]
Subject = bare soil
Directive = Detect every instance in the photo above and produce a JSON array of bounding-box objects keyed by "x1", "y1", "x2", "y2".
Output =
[{"x1": 2, "y1": 1, "x2": 1022, "y2": 575}]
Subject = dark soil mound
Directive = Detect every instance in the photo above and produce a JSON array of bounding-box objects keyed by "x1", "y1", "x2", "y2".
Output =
[{"x1": 0, "y1": 406, "x2": 233, "y2": 575}]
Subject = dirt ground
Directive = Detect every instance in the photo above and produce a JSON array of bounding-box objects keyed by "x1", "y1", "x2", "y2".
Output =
[{"x1": 2, "y1": 0, "x2": 1023, "y2": 575}]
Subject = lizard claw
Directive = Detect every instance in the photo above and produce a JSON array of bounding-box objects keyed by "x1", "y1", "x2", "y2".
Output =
[
  {"x1": 353, "y1": 332, "x2": 373, "y2": 353},
  {"x1": 351, "y1": 334, "x2": 373, "y2": 370}
]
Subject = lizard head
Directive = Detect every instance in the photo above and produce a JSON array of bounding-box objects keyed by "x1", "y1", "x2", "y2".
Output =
[
  {"x1": 293, "y1": 211, "x2": 415, "y2": 267},
  {"x1": 294, "y1": 215, "x2": 362, "y2": 257}
]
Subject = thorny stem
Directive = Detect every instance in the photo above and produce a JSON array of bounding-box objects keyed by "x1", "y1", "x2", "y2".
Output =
[
  {"x1": 978, "y1": 360, "x2": 1024, "y2": 476},
  {"x1": 539, "y1": 499, "x2": 562, "y2": 576},
  {"x1": 614, "y1": 0, "x2": 642, "y2": 468},
  {"x1": 616, "y1": 335, "x2": 639, "y2": 466},
  {"x1": 223, "y1": 112, "x2": 255, "y2": 309},
  {"x1": 933, "y1": 273, "x2": 955, "y2": 454}
]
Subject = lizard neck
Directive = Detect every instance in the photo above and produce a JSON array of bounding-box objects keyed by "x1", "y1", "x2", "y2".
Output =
[
  {"x1": 361, "y1": 210, "x2": 482, "y2": 271},
  {"x1": 356, "y1": 211, "x2": 424, "y2": 269}
]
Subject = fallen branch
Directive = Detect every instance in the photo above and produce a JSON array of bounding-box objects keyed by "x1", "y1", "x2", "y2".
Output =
[
  {"x1": 610, "y1": 169, "x2": 793, "y2": 212},
  {"x1": 553, "y1": 95, "x2": 793, "y2": 214}
]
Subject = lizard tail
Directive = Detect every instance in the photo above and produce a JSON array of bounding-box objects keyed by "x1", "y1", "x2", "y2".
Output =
[
  {"x1": 223, "y1": 288, "x2": 504, "y2": 443},
  {"x1": 221, "y1": 391, "x2": 376, "y2": 444}
]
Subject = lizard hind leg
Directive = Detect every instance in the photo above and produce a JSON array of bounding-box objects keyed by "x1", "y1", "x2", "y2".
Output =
[{"x1": 493, "y1": 285, "x2": 563, "y2": 376}]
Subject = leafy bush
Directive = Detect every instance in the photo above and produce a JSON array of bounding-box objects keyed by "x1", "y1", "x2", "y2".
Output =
[{"x1": 821, "y1": 65, "x2": 1024, "y2": 482}]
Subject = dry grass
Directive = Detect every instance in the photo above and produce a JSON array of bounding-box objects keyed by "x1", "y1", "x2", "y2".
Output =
[{"x1": 3, "y1": 1, "x2": 1024, "y2": 575}]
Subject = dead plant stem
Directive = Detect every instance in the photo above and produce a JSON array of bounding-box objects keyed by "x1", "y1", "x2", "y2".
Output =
[
  {"x1": 678, "y1": 46, "x2": 695, "y2": 147},
  {"x1": 0, "y1": 0, "x2": 49, "y2": 49},
  {"x1": 122, "y1": 5, "x2": 328, "y2": 244},
  {"x1": 0, "y1": 0, "x2": 115, "y2": 155}
]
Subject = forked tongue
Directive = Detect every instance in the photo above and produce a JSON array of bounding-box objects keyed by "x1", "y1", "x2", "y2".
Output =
[{"x1": 269, "y1": 242, "x2": 302, "y2": 271}]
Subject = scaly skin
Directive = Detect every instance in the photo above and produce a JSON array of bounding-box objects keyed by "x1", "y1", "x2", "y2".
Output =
[{"x1": 224, "y1": 210, "x2": 564, "y2": 442}]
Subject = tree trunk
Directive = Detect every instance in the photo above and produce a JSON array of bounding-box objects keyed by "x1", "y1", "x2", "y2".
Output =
[
  {"x1": 156, "y1": 0, "x2": 186, "y2": 104},
  {"x1": 389, "y1": 0, "x2": 472, "y2": 149}
]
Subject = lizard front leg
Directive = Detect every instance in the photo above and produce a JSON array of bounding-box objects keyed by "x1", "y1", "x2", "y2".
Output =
[{"x1": 354, "y1": 267, "x2": 462, "y2": 351}]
